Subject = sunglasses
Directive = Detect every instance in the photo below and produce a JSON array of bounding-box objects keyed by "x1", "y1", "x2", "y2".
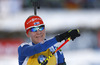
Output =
[{"x1": 30, "y1": 25, "x2": 45, "y2": 32}]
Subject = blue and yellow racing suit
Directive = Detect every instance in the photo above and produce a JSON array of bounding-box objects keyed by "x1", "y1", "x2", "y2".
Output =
[{"x1": 18, "y1": 37, "x2": 66, "y2": 65}]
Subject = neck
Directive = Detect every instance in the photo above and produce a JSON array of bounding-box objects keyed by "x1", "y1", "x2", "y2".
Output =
[{"x1": 32, "y1": 41, "x2": 44, "y2": 44}]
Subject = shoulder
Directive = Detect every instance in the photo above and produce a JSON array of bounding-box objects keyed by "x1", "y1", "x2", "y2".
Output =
[
  {"x1": 18, "y1": 42, "x2": 32, "y2": 55},
  {"x1": 20, "y1": 42, "x2": 33, "y2": 47},
  {"x1": 18, "y1": 42, "x2": 32, "y2": 51}
]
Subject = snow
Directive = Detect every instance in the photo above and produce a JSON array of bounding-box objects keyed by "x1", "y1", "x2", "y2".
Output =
[
  {"x1": 0, "y1": 9, "x2": 100, "y2": 32},
  {"x1": 0, "y1": 9, "x2": 100, "y2": 65},
  {"x1": 0, "y1": 49, "x2": 100, "y2": 65},
  {"x1": 64, "y1": 49, "x2": 100, "y2": 65},
  {"x1": 0, "y1": 55, "x2": 18, "y2": 65}
]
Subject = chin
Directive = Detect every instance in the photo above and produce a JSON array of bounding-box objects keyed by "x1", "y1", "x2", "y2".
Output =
[
  {"x1": 36, "y1": 39, "x2": 44, "y2": 43},
  {"x1": 32, "y1": 39, "x2": 44, "y2": 44}
]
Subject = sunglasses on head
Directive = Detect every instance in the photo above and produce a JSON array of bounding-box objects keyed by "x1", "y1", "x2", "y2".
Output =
[{"x1": 30, "y1": 25, "x2": 45, "y2": 32}]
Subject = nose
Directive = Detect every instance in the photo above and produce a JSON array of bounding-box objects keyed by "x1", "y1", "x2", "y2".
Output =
[{"x1": 36, "y1": 29, "x2": 41, "y2": 34}]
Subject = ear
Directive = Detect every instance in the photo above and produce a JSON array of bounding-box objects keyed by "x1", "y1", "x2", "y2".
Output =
[
  {"x1": 26, "y1": 29, "x2": 30, "y2": 37},
  {"x1": 26, "y1": 31, "x2": 30, "y2": 38}
]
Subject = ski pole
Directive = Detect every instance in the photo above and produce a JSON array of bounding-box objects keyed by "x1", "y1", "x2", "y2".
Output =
[
  {"x1": 31, "y1": 0, "x2": 40, "y2": 15},
  {"x1": 39, "y1": 37, "x2": 71, "y2": 65}
]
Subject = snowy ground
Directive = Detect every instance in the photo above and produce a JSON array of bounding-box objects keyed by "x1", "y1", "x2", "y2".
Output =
[
  {"x1": 0, "y1": 9, "x2": 100, "y2": 32},
  {"x1": 0, "y1": 49, "x2": 100, "y2": 65},
  {"x1": 64, "y1": 49, "x2": 100, "y2": 65}
]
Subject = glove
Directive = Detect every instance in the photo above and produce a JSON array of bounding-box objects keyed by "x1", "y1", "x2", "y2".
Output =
[
  {"x1": 68, "y1": 29, "x2": 80, "y2": 41},
  {"x1": 55, "y1": 29, "x2": 80, "y2": 42},
  {"x1": 55, "y1": 31, "x2": 69, "y2": 42}
]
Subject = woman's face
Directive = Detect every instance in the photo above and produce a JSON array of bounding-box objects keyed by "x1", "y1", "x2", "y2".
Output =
[{"x1": 27, "y1": 28, "x2": 46, "y2": 44}]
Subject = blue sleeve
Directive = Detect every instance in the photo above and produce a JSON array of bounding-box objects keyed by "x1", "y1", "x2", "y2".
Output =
[
  {"x1": 19, "y1": 37, "x2": 58, "y2": 56},
  {"x1": 57, "y1": 50, "x2": 65, "y2": 64}
]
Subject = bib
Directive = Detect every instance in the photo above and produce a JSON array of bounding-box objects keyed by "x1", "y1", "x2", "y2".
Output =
[{"x1": 27, "y1": 49, "x2": 57, "y2": 65}]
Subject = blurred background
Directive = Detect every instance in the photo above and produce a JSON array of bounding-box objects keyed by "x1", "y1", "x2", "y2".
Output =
[{"x1": 0, "y1": 0, "x2": 100, "y2": 65}]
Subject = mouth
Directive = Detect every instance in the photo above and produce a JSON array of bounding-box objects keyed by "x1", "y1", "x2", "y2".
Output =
[{"x1": 36, "y1": 35, "x2": 43, "y2": 38}]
